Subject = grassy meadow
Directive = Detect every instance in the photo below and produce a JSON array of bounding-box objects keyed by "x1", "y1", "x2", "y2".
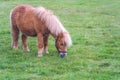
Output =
[{"x1": 0, "y1": 0, "x2": 120, "y2": 80}]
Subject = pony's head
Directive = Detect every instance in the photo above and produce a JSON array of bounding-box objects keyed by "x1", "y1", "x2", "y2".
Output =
[{"x1": 55, "y1": 32, "x2": 72, "y2": 58}]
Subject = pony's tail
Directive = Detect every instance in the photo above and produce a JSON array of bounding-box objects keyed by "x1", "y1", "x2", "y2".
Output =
[
  {"x1": 10, "y1": 10, "x2": 13, "y2": 47},
  {"x1": 10, "y1": 10, "x2": 12, "y2": 29}
]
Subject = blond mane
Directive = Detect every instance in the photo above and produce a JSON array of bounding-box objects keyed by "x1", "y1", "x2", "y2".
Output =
[{"x1": 34, "y1": 7, "x2": 72, "y2": 46}]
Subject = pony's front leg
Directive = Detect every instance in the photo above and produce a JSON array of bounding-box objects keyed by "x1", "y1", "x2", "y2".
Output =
[
  {"x1": 22, "y1": 34, "x2": 30, "y2": 51},
  {"x1": 37, "y1": 33, "x2": 44, "y2": 57},
  {"x1": 43, "y1": 34, "x2": 49, "y2": 54}
]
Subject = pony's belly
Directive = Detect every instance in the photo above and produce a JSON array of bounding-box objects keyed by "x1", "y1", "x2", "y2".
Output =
[{"x1": 21, "y1": 29, "x2": 37, "y2": 36}]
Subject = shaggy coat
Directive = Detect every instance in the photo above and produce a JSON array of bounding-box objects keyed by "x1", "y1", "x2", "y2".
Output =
[{"x1": 10, "y1": 4, "x2": 72, "y2": 57}]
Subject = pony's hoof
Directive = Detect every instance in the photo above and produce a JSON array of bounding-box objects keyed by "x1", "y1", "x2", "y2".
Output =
[
  {"x1": 38, "y1": 54, "x2": 42, "y2": 57},
  {"x1": 43, "y1": 51, "x2": 49, "y2": 54},
  {"x1": 12, "y1": 46, "x2": 18, "y2": 49},
  {"x1": 25, "y1": 49, "x2": 30, "y2": 52},
  {"x1": 23, "y1": 47, "x2": 30, "y2": 52},
  {"x1": 46, "y1": 51, "x2": 49, "y2": 54},
  {"x1": 24, "y1": 49, "x2": 30, "y2": 52}
]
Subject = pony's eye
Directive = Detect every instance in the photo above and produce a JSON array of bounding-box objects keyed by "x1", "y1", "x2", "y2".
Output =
[{"x1": 60, "y1": 43, "x2": 64, "y2": 46}]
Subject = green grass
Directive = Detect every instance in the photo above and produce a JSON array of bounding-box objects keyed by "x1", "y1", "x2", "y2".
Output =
[{"x1": 0, "y1": 0, "x2": 120, "y2": 80}]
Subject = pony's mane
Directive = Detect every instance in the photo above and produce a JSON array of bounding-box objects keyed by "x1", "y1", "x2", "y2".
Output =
[
  {"x1": 35, "y1": 7, "x2": 67, "y2": 36},
  {"x1": 63, "y1": 33, "x2": 72, "y2": 46},
  {"x1": 34, "y1": 7, "x2": 72, "y2": 46}
]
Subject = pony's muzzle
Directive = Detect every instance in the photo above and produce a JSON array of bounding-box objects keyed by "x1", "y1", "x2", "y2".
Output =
[{"x1": 60, "y1": 52, "x2": 67, "y2": 58}]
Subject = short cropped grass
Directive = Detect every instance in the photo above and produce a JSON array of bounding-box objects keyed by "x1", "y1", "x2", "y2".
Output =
[{"x1": 0, "y1": 0, "x2": 120, "y2": 80}]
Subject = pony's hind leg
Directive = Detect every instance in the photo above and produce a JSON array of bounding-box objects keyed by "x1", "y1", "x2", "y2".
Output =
[
  {"x1": 43, "y1": 34, "x2": 49, "y2": 54},
  {"x1": 11, "y1": 25, "x2": 19, "y2": 49},
  {"x1": 22, "y1": 34, "x2": 30, "y2": 51}
]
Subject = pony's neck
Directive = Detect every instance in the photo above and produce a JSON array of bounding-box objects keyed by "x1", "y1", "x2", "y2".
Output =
[
  {"x1": 51, "y1": 32, "x2": 63, "y2": 41},
  {"x1": 51, "y1": 33, "x2": 60, "y2": 40}
]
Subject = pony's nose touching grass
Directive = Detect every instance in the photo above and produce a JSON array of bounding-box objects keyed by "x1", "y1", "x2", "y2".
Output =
[{"x1": 60, "y1": 52, "x2": 67, "y2": 58}]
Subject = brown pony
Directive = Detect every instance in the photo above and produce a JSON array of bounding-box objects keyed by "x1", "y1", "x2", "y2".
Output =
[{"x1": 10, "y1": 4, "x2": 72, "y2": 58}]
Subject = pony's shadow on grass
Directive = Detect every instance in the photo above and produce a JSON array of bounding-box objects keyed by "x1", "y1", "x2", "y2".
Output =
[
  {"x1": 5, "y1": 47, "x2": 68, "y2": 65},
  {"x1": 8, "y1": 47, "x2": 59, "y2": 58},
  {"x1": 43, "y1": 52, "x2": 60, "y2": 58}
]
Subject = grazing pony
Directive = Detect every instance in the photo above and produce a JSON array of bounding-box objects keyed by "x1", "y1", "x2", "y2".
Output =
[{"x1": 10, "y1": 4, "x2": 72, "y2": 58}]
